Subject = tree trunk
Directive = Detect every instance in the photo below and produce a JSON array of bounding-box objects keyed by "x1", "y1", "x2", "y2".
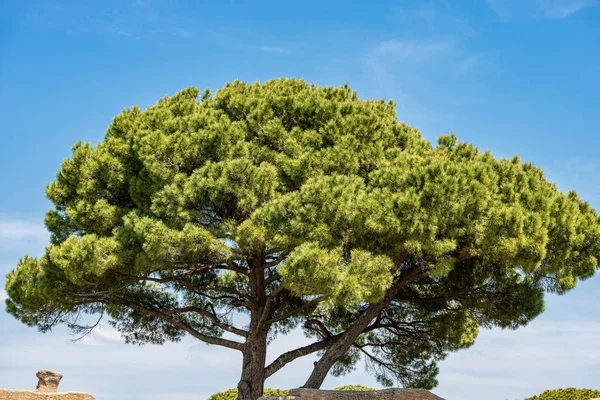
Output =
[
  {"x1": 303, "y1": 265, "x2": 425, "y2": 388},
  {"x1": 237, "y1": 329, "x2": 268, "y2": 400},
  {"x1": 238, "y1": 263, "x2": 269, "y2": 400}
]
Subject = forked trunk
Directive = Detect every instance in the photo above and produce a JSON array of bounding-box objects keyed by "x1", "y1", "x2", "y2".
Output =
[
  {"x1": 303, "y1": 266, "x2": 424, "y2": 389},
  {"x1": 302, "y1": 305, "x2": 381, "y2": 389}
]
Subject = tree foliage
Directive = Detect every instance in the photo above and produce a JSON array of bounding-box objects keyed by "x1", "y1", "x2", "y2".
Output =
[{"x1": 5, "y1": 79, "x2": 600, "y2": 399}]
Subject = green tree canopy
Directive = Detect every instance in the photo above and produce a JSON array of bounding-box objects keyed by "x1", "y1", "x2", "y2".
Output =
[{"x1": 6, "y1": 79, "x2": 600, "y2": 400}]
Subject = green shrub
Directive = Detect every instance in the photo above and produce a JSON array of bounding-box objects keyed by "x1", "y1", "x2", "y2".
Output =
[
  {"x1": 525, "y1": 388, "x2": 600, "y2": 400},
  {"x1": 208, "y1": 388, "x2": 290, "y2": 400},
  {"x1": 333, "y1": 385, "x2": 376, "y2": 391}
]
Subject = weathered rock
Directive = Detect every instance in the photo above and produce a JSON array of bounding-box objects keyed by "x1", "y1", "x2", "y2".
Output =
[
  {"x1": 0, "y1": 370, "x2": 95, "y2": 400},
  {"x1": 259, "y1": 388, "x2": 444, "y2": 400},
  {"x1": 35, "y1": 370, "x2": 63, "y2": 393}
]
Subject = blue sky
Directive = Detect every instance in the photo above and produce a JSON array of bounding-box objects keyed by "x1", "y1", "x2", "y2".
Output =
[{"x1": 0, "y1": 0, "x2": 599, "y2": 399}]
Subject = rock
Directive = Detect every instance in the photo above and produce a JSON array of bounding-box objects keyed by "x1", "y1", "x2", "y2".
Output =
[
  {"x1": 35, "y1": 370, "x2": 63, "y2": 393},
  {"x1": 0, "y1": 370, "x2": 95, "y2": 400},
  {"x1": 259, "y1": 388, "x2": 444, "y2": 400},
  {"x1": 0, "y1": 389, "x2": 95, "y2": 400},
  {"x1": 259, "y1": 397, "x2": 299, "y2": 400}
]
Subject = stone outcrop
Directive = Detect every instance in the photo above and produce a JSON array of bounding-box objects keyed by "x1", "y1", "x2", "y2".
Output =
[
  {"x1": 0, "y1": 370, "x2": 95, "y2": 400},
  {"x1": 0, "y1": 389, "x2": 95, "y2": 400},
  {"x1": 259, "y1": 388, "x2": 444, "y2": 400},
  {"x1": 35, "y1": 370, "x2": 63, "y2": 393}
]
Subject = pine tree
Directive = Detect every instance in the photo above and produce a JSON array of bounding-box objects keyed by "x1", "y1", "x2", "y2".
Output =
[{"x1": 6, "y1": 79, "x2": 600, "y2": 400}]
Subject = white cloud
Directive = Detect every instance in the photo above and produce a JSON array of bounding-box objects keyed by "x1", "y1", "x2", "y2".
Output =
[
  {"x1": 0, "y1": 288, "x2": 7, "y2": 302},
  {"x1": 75, "y1": 323, "x2": 125, "y2": 346},
  {"x1": 487, "y1": 0, "x2": 597, "y2": 20}
]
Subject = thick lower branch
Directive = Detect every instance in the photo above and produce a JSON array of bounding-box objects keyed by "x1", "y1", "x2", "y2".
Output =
[
  {"x1": 179, "y1": 280, "x2": 252, "y2": 308},
  {"x1": 266, "y1": 296, "x2": 324, "y2": 326},
  {"x1": 264, "y1": 334, "x2": 343, "y2": 378},
  {"x1": 117, "y1": 271, "x2": 252, "y2": 300},
  {"x1": 302, "y1": 263, "x2": 427, "y2": 388},
  {"x1": 164, "y1": 306, "x2": 248, "y2": 337}
]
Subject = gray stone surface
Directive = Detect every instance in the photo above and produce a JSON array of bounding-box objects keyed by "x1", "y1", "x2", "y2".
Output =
[
  {"x1": 0, "y1": 389, "x2": 95, "y2": 400},
  {"x1": 259, "y1": 388, "x2": 444, "y2": 400}
]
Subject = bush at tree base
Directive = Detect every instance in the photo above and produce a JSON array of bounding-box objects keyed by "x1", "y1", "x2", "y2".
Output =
[
  {"x1": 209, "y1": 388, "x2": 290, "y2": 400},
  {"x1": 525, "y1": 388, "x2": 600, "y2": 400},
  {"x1": 208, "y1": 385, "x2": 375, "y2": 399}
]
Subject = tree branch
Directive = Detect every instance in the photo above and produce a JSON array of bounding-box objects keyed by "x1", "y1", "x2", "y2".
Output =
[
  {"x1": 304, "y1": 318, "x2": 333, "y2": 338},
  {"x1": 110, "y1": 297, "x2": 244, "y2": 351},
  {"x1": 265, "y1": 273, "x2": 282, "y2": 286},
  {"x1": 263, "y1": 250, "x2": 290, "y2": 270},
  {"x1": 264, "y1": 334, "x2": 342, "y2": 378},
  {"x1": 178, "y1": 279, "x2": 253, "y2": 308},
  {"x1": 164, "y1": 306, "x2": 248, "y2": 337},
  {"x1": 116, "y1": 272, "x2": 252, "y2": 300},
  {"x1": 266, "y1": 296, "x2": 324, "y2": 325}
]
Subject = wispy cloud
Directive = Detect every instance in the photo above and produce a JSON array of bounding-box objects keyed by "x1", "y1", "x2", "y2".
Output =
[
  {"x1": 75, "y1": 323, "x2": 125, "y2": 346},
  {"x1": 0, "y1": 218, "x2": 48, "y2": 252},
  {"x1": 369, "y1": 39, "x2": 455, "y2": 63},
  {"x1": 486, "y1": 0, "x2": 598, "y2": 20},
  {"x1": 361, "y1": 1, "x2": 493, "y2": 131},
  {"x1": 363, "y1": 36, "x2": 490, "y2": 128},
  {"x1": 364, "y1": 38, "x2": 465, "y2": 93},
  {"x1": 0, "y1": 219, "x2": 47, "y2": 241},
  {"x1": 261, "y1": 46, "x2": 289, "y2": 54},
  {"x1": 542, "y1": 156, "x2": 600, "y2": 210},
  {"x1": 24, "y1": 0, "x2": 195, "y2": 39},
  {"x1": 388, "y1": 2, "x2": 475, "y2": 37},
  {"x1": 364, "y1": 38, "x2": 450, "y2": 87}
]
